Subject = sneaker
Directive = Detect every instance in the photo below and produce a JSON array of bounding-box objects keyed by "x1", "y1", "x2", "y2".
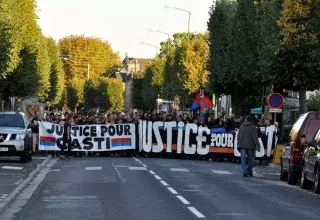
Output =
[
  {"x1": 248, "y1": 171, "x2": 253, "y2": 177},
  {"x1": 243, "y1": 174, "x2": 248, "y2": 177}
]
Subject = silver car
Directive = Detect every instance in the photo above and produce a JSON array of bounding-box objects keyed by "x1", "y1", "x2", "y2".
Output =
[{"x1": 0, "y1": 112, "x2": 32, "y2": 163}]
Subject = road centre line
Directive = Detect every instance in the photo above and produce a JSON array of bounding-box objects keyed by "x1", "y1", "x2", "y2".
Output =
[
  {"x1": 154, "y1": 175, "x2": 161, "y2": 180},
  {"x1": 160, "y1": 180, "x2": 169, "y2": 186},
  {"x1": 188, "y1": 207, "x2": 206, "y2": 218},
  {"x1": 1, "y1": 166, "x2": 23, "y2": 170},
  {"x1": 176, "y1": 195, "x2": 190, "y2": 205},
  {"x1": 167, "y1": 187, "x2": 178, "y2": 195},
  {"x1": 149, "y1": 170, "x2": 155, "y2": 175}
]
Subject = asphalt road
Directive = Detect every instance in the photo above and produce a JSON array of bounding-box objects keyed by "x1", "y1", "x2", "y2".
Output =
[
  {"x1": 0, "y1": 156, "x2": 46, "y2": 203},
  {"x1": 1, "y1": 157, "x2": 320, "y2": 220}
]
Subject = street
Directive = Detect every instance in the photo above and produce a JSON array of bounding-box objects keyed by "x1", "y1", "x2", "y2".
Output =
[{"x1": 0, "y1": 157, "x2": 318, "y2": 220}]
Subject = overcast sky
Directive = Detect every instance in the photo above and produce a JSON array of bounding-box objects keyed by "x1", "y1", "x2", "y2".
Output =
[{"x1": 37, "y1": 0, "x2": 213, "y2": 59}]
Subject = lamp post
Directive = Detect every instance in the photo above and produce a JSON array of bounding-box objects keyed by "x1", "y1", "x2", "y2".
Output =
[
  {"x1": 165, "y1": 5, "x2": 191, "y2": 39},
  {"x1": 141, "y1": 42, "x2": 159, "y2": 54},
  {"x1": 62, "y1": 57, "x2": 90, "y2": 80},
  {"x1": 149, "y1": 29, "x2": 170, "y2": 55}
]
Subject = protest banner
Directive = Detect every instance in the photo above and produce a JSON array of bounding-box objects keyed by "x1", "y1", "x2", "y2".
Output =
[
  {"x1": 139, "y1": 120, "x2": 278, "y2": 157},
  {"x1": 39, "y1": 122, "x2": 136, "y2": 151}
]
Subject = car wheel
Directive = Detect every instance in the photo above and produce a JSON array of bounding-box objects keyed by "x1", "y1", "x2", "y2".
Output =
[
  {"x1": 280, "y1": 159, "x2": 288, "y2": 181},
  {"x1": 20, "y1": 150, "x2": 29, "y2": 163},
  {"x1": 300, "y1": 163, "x2": 312, "y2": 189},
  {"x1": 287, "y1": 166, "x2": 297, "y2": 185},
  {"x1": 315, "y1": 168, "x2": 320, "y2": 194}
]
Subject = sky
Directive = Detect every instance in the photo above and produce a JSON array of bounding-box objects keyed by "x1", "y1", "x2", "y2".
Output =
[{"x1": 37, "y1": 0, "x2": 213, "y2": 59}]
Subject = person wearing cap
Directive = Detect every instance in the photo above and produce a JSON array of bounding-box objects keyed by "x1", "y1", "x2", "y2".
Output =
[{"x1": 237, "y1": 115, "x2": 261, "y2": 177}]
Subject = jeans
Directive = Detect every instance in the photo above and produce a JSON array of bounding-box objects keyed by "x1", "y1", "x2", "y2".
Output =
[{"x1": 240, "y1": 149, "x2": 255, "y2": 174}]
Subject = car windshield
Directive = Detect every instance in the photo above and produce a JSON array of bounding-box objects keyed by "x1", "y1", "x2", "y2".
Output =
[{"x1": 0, "y1": 114, "x2": 25, "y2": 128}]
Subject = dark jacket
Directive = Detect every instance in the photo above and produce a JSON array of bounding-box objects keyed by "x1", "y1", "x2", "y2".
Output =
[{"x1": 237, "y1": 120, "x2": 260, "y2": 150}]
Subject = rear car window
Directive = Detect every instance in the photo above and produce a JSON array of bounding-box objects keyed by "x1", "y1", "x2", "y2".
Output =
[
  {"x1": 290, "y1": 113, "x2": 308, "y2": 141},
  {"x1": 305, "y1": 119, "x2": 320, "y2": 142},
  {"x1": 0, "y1": 114, "x2": 25, "y2": 128}
]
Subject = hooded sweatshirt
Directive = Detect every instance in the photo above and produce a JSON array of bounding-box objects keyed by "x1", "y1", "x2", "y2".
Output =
[{"x1": 237, "y1": 118, "x2": 260, "y2": 150}]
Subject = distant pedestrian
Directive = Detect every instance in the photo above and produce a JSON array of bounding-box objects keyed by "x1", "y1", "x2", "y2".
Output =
[{"x1": 237, "y1": 115, "x2": 260, "y2": 177}]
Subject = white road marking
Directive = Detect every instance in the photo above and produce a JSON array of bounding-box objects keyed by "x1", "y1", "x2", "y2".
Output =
[
  {"x1": 128, "y1": 166, "x2": 147, "y2": 171},
  {"x1": 211, "y1": 213, "x2": 255, "y2": 216},
  {"x1": 1, "y1": 166, "x2": 23, "y2": 170},
  {"x1": 176, "y1": 195, "x2": 190, "y2": 205},
  {"x1": 181, "y1": 189, "x2": 203, "y2": 192},
  {"x1": 154, "y1": 175, "x2": 162, "y2": 180},
  {"x1": 170, "y1": 168, "x2": 189, "y2": 172},
  {"x1": 32, "y1": 157, "x2": 47, "y2": 160},
  {"x1": 61, "y1": 165, "x2": 76, "y2": 168},
  {"x1": 141, "y1": 163, "x2": 147, "y2": 168},
  {"x1": 188, "y1": 207, "x2": 205, "y2": 218},
  {"x1": 113, "y1": 165, "x2": 130, "y2": 168},
  {"x1": 149, "y1": 170, "x2": 155, "y2": 175},
  {"x1": 211, "y1": 170, "x2": 232, "y2": 175},
  {"x1": 85, "y1": 167, "x2": 102, "y2": 171},
  {"x1": 167, "y1": 187, "x2": 178, "y2": 195},
  {"x1": 14, "y1": 179, "x2": 24, "y2": 185},
  {"x1": 160, "y1": 180, "x2": 169, "y2": 186},
  {"x1": 112, "y1": 163, "x2": 126, "y2": 183},
  {"x1": 50, "y1": 169, "x2": 60, "y2": 172},
  {"x1": 252, "y1": 168, "x2": 263, "y2": 178}
]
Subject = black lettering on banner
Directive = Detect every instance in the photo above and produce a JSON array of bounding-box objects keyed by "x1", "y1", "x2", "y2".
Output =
[
  {"x1": 71, "y1": 127, "x2": 78, "y2": 136},
  {"x1": 106, "y1": 137, "x2": 110, "y2": 149},
  {"x1": 47, "y1": 124, "x2": 55, "y2": 134},
  {"x1": 83, "y1": 138, "x2": 93, "y2": 150},
  {"x1": 101, "y1": 126, "x2": 108, "y2": 136},
  {"x1": 72, "y1": 139, "x2": 82, "y2": 150},
  {"x1": 90, "y1": 126, "x2": 97, "y2": 137},
  {"x1": 94, "y1": 138, "x2": 104, "y2": 149},
  {"x1": 83, "y1": 126, "x2": 90, "y2": 136},
  {"x1": 109, "y1": 125, "x2": 115, "y2": 136},
  {"x1": 79, "y1": 126, "x2": 83, "y2": 136},
  {"x1": 116, "y1": 124, "x2": 123, "y2": 136},
  {"x1": 56, "y1": 138, "x2": 64, "y2": 150},
  {"x1": 56, "y1": 125, "x2": 63, "y2": 136},
  {"x1": 124, "y1": 125, "x2": 131, "y2": 135}
]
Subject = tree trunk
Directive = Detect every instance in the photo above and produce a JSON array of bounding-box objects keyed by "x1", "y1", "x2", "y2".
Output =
[{"x1": 299, "y1": 88, "x2": 307, "y2": 114}]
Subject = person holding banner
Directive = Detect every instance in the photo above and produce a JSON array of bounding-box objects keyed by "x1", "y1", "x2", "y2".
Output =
[
  {"x1": 237, "y1": 115, "x2": 260, "y2": 177},
  {"x1": 61, "y1": 116, "x2": 72, "y2": 160}
]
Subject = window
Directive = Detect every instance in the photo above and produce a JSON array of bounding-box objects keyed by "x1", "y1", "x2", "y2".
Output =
[
  {"x1": 290, "y1": 113, "x2": 308, "y2": 141},
  {"x1": 305, "y1": 119, "x2": 320, "y2": 142},
  {"x1": 0, "y1": 115, "x2": 25, "y2": 128}
]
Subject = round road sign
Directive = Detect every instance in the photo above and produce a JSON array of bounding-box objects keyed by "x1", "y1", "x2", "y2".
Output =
[{"x1": 267, "y1": 93, "x2": 284, "y2": 109}]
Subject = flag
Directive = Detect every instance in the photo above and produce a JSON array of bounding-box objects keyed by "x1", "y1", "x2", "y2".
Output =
[
  {"x1": 39, "y1": 136, "x2": 56, "y2": 147},
  {"x1": 192, "y1": 92, "x2": 213, "y2": 108},
  {"x1": 111, "y1": 138, "x2": 132, "y2": 148}
]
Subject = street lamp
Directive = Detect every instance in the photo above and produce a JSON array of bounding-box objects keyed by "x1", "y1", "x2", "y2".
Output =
[
  {"x1": 149, "y1": 29, "x2": 170, "y2": 55},
  {"x1": 141, "y1": 42, "x2": 159, "y2": 54},
  {"x1": 62, "y1": 57, "x2": 90, "y2": 80},
  {"x1": 165, "y1": 5, "x2": 191, "y2": 39}
]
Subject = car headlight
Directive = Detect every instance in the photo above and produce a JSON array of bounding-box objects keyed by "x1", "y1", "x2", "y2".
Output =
[{"x1": 16, "y1": 134, "x2": 26, "y2": 140}]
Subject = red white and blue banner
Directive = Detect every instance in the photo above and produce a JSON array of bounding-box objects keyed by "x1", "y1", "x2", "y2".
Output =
[{"x1": 39, "y1": 122, "x2": 136, "y2": 151}]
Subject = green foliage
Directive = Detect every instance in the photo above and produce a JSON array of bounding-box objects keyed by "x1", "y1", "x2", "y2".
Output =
[
  {"x1": 46, "y1": 37, "x2": 65, "y2": 106},
  {"x1": 84, "y1": 77, "x2": 124, "y2": 111},
  {"x1": 59, "y1": 36, "x2": 122, "y2": 81},
  {"x1": 308, "y1": 90, "x2": 320, "y2": 111},
  {"x1": 131, "y1": 72, "x2": 145, "y2": 109},
  {"x1": 67, "y1": 78, "x2": 85, "y2": 110}
]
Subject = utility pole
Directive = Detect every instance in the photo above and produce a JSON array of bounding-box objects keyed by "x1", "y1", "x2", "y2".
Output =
[{"x1": 124, "y1": 53, "x2": 129, "y2": 111}]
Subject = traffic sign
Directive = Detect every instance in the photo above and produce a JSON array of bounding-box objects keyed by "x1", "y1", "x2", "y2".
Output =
[
  {"x1": 269, "y1": 108, "x2": 282, "y2": 113},
  {"x1": 267, "y1": 93, "x2": 284, "y2": 109}
]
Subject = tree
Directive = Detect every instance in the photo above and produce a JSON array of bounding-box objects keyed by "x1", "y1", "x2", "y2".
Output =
[
  {"x1": 277, "y1": 0, "x2": 320, "y2": 114},
  {"x1": 59, "y1": 36, "x2": 122, "y2": 81},
  {"x1": 308, "y1": 90, "x2": 320, "y2": 111},
  {"x1": 131, "y1": 72, "x2": 145, "y2": 109},
  {"x1": 67, "y1": 78, "x2": 85, "y2": 110},
  {"x1": 104, "y1": 78, "x2": 124, "y2": 111},
  {"x1": 46, "y1": 37, "x2": 65, "y2": 106}
]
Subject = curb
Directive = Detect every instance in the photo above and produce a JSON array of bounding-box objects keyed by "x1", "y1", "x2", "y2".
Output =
[{"x1": 0, "y1": 155, "x2": 52, "y2": 214}]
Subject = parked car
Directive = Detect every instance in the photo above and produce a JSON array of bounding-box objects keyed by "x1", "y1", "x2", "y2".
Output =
[
  {"x1": 300, "y1": 129, "x2": 320, "y2": 193},
  {"x1": 0, "y1": 112, "x2": 32, "y2": 163},
  {"x1": 281, "y1": 112, "x2": 320, "y2": 185}
]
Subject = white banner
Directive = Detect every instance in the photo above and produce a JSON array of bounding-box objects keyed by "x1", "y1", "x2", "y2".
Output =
[{"x1": 39, "y1": 122, "x2": 136, "y2": 151}]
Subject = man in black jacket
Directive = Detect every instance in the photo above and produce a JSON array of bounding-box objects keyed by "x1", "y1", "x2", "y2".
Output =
[{"x1": 237, "y1": 115, "x2": 261, "y2": 177}]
